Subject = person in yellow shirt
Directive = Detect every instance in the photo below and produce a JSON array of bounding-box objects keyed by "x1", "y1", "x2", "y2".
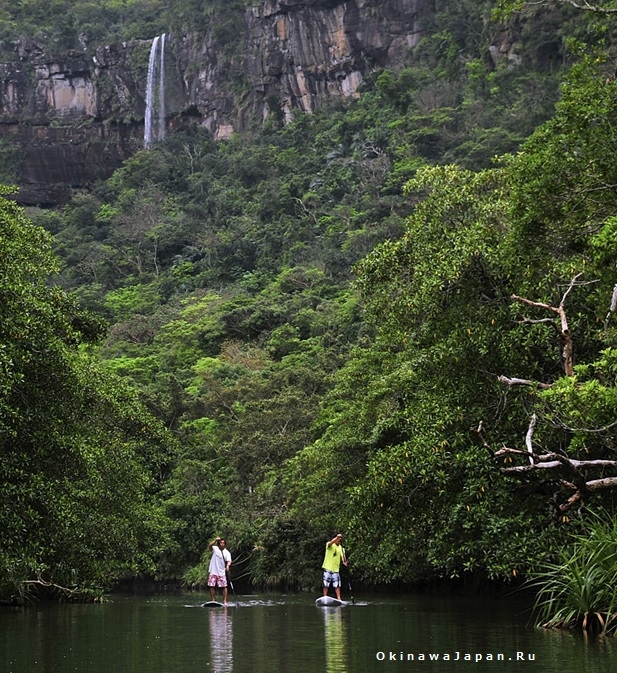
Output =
[{"x1": 322, "y1": 533, "x2": 348, "y2": 600}]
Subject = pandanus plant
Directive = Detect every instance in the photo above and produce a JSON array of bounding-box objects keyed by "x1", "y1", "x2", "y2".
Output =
[{"x1": 530, "y1": 511, "x2": 617, "y2": 636}]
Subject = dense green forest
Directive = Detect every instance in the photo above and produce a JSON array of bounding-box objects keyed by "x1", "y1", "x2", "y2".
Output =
[{"x1": 4, "y1": 0, "x2": 617, "y2": 628}]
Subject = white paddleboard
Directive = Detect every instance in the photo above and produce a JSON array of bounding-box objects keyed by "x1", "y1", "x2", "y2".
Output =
[
  {"x1": 200, "y1": 601, "x2": 227, "y2": 607},
  {"x1": 315, "y1": 596, "x2": 348, "y2": 607}
]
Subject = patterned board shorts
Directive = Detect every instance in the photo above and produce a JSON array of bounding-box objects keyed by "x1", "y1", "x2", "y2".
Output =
[
  {"x1": 208, "y1": 573, "x2": 228, "y2": 588},
  {"x1": 322, "y1": 570, "x2": 341, "y2": 588}
]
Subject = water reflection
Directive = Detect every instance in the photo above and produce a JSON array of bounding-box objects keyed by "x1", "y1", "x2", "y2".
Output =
[
  {"x1": 208, "y1": 608, "x2": 234, "y2": 673},
  {"x1": 3, "y1": 594, "x2": 617, "y2": 673},
  {"x1": 321, "y1": 608, "x2": 348, "y2": 673}
]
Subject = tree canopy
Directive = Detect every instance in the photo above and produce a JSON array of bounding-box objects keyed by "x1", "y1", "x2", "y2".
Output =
[
  {"x1": 5, "y1": 0, "x2": 617, "y2": 599},
  {"x1": 0, "y1": 188, "x2": 177, "y2": 600}
]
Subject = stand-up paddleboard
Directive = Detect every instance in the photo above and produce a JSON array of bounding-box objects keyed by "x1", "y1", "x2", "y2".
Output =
[
  {"x1": 315, "y1": 596, "x2": 348, "y2": 607},
  {"x1": 200, "y1": 601, "x2": 227, "y2": 607}
]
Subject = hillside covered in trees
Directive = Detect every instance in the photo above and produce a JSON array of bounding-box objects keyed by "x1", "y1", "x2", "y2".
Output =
[{"x1": 4, "y1": 0, "x2": 617, "y2": 616}]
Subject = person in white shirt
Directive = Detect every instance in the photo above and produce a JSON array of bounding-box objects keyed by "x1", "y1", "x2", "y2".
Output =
[{"x1": 208, "y1": 536, "x2": 232, "y2": 604}]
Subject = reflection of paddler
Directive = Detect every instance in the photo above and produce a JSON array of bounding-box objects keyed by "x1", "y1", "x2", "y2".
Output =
[
  {"x1": 322, "y1": 533, "x2": 348, "y2": 601},
  {"x1": 208, "y1": 608, "x2": 233, "y2": 673},
  {"x1": 322, "y1": 607, "x2": 348, "y2": 673}
]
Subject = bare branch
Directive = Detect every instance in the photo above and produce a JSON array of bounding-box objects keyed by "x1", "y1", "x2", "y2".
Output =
[
  {"x1": 525, "y1": 413, "x2": 537, "y2": 464},
  {"x1": 22, "y1": 578, "x2": 96, "y2": 600},
  {"x1": 500, "y1": 457, "x2": 617, "y2": 471},
  {"x1": 510, "y1": 274, "x2": 584, "y2": 376},
  {"x1": 522, "y1": 0, "x2": 617, "y2": 13},
  {"x1": 551, "y1": 418, "x2": 617, "y2": 434},
  {"x1": 561, "y1": 0, "x2": 617, "y2": 13},
  {"x1": 587, "y1": 476, "x2": 617, "y2": 491},
  {"x1": 497, "y1": 375, "x2": 552, "y2": 389},
  {"x1": 604, "y1": 283, "x2": 617, "y2": 330},
  {"x1": 489, "y1": 272, "x2": 617, "y2": 514},
  {"x1": 557, "y1": 274, "x2": 583, "y2": 375},
  {"x1": 497, "y1": 441, "x2": 617, "y2": 514},
  {"x1": 472, "y1": 420, "x2": 493, "y2": 453},
  {"x1": 555, "y1": 490, "x2": 583, "y2": 515},
  {"x1": 519, "y1": 317, "x2": 557, "y2": 325},
  {"x1": 490, "y1": 415, "x2": 617, "y2": 516},
  {"x1": 610, "y1": 284, "x2": 617, "y2": 313},
  {"x1": 511, "y1": 295, "x2": 557, "y2": 314},
  {"x1": 560, "y1": 273, "x2": 583, "y2": 305}
]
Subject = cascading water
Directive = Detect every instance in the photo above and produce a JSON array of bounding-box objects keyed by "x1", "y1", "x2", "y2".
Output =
[{"x1": 144, "y1": 34, "x2": 166, "y2": 148}]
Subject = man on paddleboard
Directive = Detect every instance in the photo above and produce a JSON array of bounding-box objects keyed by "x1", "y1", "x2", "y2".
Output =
[
  {"x1": 208, "y1": 536, "x2": 232, "y2": 604},
  {"x1": 322, "y1": 533, "x2": 348, "y2": 600}
]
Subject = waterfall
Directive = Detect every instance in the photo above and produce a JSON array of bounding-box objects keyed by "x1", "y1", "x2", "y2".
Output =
[
  {"x1": 158, "y1": 34, "x2": 166, "y2": 142},
  {"x1": 144, "y1": 34, "x2": 166, "y2": 148}
]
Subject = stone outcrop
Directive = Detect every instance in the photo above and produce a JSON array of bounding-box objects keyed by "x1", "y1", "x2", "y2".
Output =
[
  {"x1": 0, "y1": 0, "x2": 430, "y2": 205},
  {"x1": 0, "y1": 39, "x2": 151, "y2": 204},
  {"x1": 242, "y1": 0, "x2": 425, "y2": 123}
]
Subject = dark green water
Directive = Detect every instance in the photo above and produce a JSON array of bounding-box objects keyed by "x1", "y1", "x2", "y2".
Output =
[{"x1": 1, "y1": 592, "x2": 616, "y2": 672}]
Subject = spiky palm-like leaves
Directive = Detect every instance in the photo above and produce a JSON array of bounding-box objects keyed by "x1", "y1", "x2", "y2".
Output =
[{"x1": 531, "y1": 512, "x2": 617, "y2": 635}]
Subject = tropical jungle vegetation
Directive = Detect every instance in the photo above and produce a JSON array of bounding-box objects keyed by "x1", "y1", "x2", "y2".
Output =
[{"x1": 3, "y1": 0, "x2": 617, "y2": 632}]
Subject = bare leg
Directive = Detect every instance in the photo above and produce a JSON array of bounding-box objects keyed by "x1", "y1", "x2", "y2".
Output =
[
  {"x1": 223, "y1": 586, "x2": 228, "y2": 604},
  {"x1": 209, "y1": 586, "x2": 216, "y2": 601},
  {"x1": 335, "y1": 586, "x2": 342, "y2": 600}
]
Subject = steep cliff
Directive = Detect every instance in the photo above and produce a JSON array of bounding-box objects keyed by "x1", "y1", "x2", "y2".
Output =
[{"x1": 0, "y1": 0, "x2": 431, "y2": 204}]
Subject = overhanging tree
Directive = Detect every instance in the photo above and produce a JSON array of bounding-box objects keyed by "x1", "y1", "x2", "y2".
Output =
[
  {"x1": 0, "y1": 187, "x2": 176, "y2": 601},
  {"x1": 349, "y1": 51, "x2": 617, "y2": 582}
]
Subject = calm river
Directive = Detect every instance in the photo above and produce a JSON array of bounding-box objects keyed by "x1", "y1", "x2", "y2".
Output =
[{"x1": 1, "y1": 592, "x2": 616, "y2": 673}]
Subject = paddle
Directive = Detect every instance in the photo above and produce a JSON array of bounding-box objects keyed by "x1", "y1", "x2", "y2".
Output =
[
  {"x1": 344, "y1": 565, "x2": 354, "y2": 604},
  {"x1": 223, "y1": 557, "x2": 238, "y2": 603},
  {"x1": 226, "y1": 568, "x2": 237, "y2": 603}
]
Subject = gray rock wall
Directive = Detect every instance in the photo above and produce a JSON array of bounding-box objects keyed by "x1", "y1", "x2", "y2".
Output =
[{"x1": 0, "y1": 0, "x2": 430, "y2": 204}]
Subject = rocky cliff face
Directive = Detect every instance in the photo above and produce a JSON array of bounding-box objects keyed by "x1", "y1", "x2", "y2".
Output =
[{"x1": 0, "y1": 0, "x2": 430, "y2": 204}]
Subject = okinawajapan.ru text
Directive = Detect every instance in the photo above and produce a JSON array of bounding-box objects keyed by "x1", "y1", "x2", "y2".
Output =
[{"x1": 375, "y1": 651, "x2": 536, "y2": 663}]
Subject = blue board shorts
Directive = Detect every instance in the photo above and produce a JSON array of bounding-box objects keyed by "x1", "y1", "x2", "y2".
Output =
[{"x1": 322, "y1": 569, "x2": 341, "y2": 588}]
